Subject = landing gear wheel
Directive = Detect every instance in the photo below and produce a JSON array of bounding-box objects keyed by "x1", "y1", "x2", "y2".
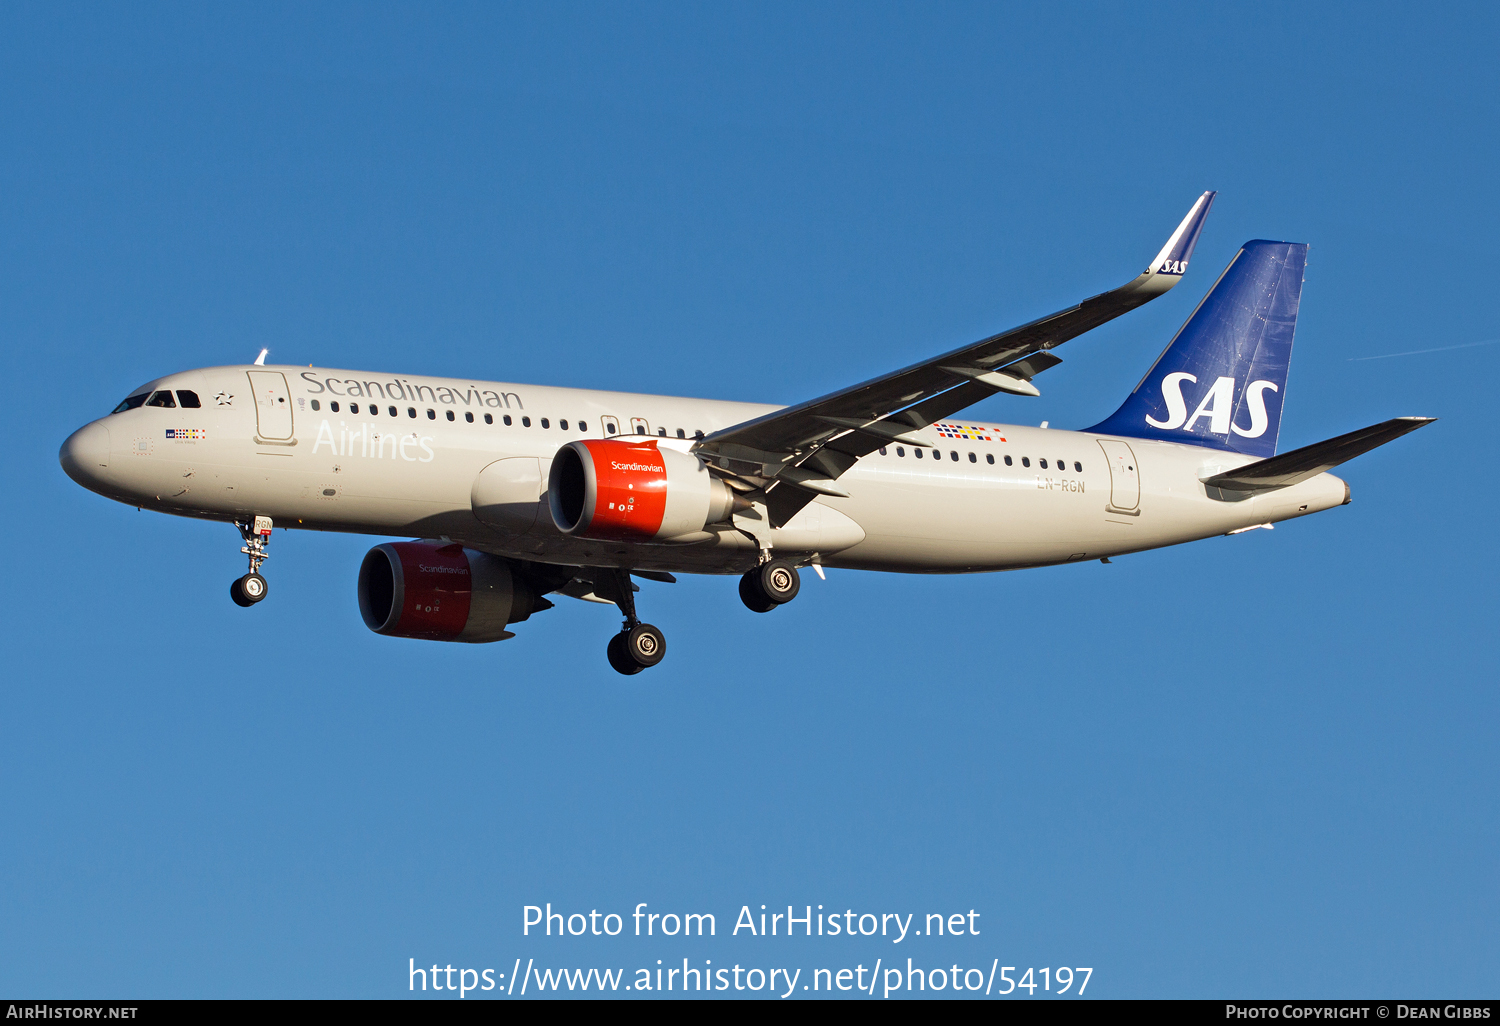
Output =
[
  {"x1": 624, "y1": 623, "x2": 666, "y2": 667},
  {"x1": 606, "y1": 618, "x2": 666, "y2": 672},
  {"x1": 740, "y1": 560, "x2": 800, "y2": 612},
  {"x1": 231, "y1": 573, "x2": 268, "y2": 607},
  {"x1": 606, "y1": 633, "x2": 644, "y2": 675},
  {"x1": 759, "y1": 560, "x2": 800, "y2": 604},
  {"x1": 607, "y1": 624, "x2": 665, "y2": 674},
  {"x1": 739, "y1": 572, "x2": 778, "y2": 613}
]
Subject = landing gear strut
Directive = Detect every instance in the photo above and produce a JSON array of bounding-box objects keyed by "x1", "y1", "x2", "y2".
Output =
[
  {"x1": 600, "y1": 568, "x2": 666, "y2": 675},
  {"x1": 739, "y1": 559, "x2": 800, "y2": 613},
  {"x1": 230, "y1": 516, "x2": 273, "y2": 607}
]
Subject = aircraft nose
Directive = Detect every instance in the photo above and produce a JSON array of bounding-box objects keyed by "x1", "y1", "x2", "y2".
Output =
[{"x1": 60, "y1": 421, "x2": 112, "y2": 487}]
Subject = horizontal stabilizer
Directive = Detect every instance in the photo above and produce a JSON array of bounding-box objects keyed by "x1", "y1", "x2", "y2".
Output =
[{"x1": 1201, "y1": 417, "x2": 1435, "y2": 494}]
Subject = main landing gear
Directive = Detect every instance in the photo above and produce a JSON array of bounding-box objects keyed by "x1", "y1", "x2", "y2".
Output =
[
  {"x1": 601, "y1": 569, "x2": 667, "y2": 676},
  {"x1": 230, "y1": 516, "x2": 274, "y2": 608},
  {"x1": 739, "y1": 559, "x2": 801, "y2": 613}
]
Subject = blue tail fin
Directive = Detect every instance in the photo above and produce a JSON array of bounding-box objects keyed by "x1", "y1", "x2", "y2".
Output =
[{"x1": 1087, "y1": 240, "x2": 1308, "y2": 457}]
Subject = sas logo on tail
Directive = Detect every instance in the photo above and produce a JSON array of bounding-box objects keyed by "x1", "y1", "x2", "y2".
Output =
[{"x1": 1147, "y1": 373, "x2": 1278, "y2": 439}]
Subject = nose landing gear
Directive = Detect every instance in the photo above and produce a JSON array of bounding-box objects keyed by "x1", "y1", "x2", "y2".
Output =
[
  {"x1": 598, "y1": 568, "x2": 667, "y2": 675},
  {"x1": 230, "y1": 516, "x2": 273, "y2": 607},
  {"x1": 739, "y1": 559, "x2": 800, "y2": 612}
]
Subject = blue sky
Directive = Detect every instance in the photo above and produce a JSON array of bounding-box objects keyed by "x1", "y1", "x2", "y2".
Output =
[{"x1": 2, "y1": 2, "x2": 1496, "y2": 999}]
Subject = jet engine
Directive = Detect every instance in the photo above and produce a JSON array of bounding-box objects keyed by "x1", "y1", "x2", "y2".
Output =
[
  {"x1": 357, "y1": 541, "x2": 549, "y2": 643},
  {"x1": 548, "y1": 439, "x2": 741, "y2": 542}
]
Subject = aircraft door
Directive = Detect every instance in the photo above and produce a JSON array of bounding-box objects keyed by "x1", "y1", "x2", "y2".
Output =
[
  {"x1": 247, "y1": 371, "x2": 294, "y2": 440},
  {"x1": 601, "y1": 416, "x2": 620, "y2": 437},
  {"x1": 1097, "y1": 439, "x2": 1141, "y2": 515}
]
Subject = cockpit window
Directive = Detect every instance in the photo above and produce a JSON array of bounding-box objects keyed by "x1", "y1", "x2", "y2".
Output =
[
  {"x1": 176, "y1": 390, "x2": 201, "y2": 409},
  {"x1": 144, "y1": 390, "x2": 177, "y2": 408},
  {"x1": 111, "y1": 393, "x2": 149, "y2": 414}
]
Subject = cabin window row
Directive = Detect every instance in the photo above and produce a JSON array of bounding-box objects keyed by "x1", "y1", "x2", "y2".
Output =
[
  {"x1": 308, "y1": 399, "x2": 707, "y2": 439},
  {"x1": 312, "y1": 399, "x2": 562, "y2": 428},
  {"x1": 638, "y1": 426, "x2": 705, "y2": 440},
  {"x1": 599, "y1": 422, "x2": 706, "y2": 440},
  {"x1": 878, "y1": 446, "x2": 1083, "y2": 472}
]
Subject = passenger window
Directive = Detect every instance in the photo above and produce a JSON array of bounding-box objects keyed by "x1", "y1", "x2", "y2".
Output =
[
  {"x1": 310, "y1": 399, "x2": 320, "y2": 411},
  {"x1": 389, "y1": 406, "x2": 397, "y2": 417},
  {"x1": 484, "y1": 413, "x2": 493, "y2": 424},
  {"x1": 176, "y1": 390, "x2": 201, "y2": 408},
  {"x1": 1021, "y1": 457, "x2": 1030, "y2": 467},
  {"x1": 896, "y1": 447, "x2": 905, "y2": 457},
  {"x1": 604, "y1": 421, "x2": 614, "y2": 434},
  {"x1": 1058, "y1": 458, "x2": 1066, "y2": 470},
  {"x1": 914, "y1": 448, "x2": 923, "y2": 458},
  {"x1": 541, "y1": 418, "x2": 550, "y2": 429},
  {"x1": 505, "y1": 415, "x2": 514, "y2": 426},
  {"x1": 693, "y1": 430, "x2": 703, "y2": 440},
  {"x1": 446, "y1": 410, "x2": 455, "y2": 421},
  {"x1": 145, "y1": 390, "x2": 177, "y2": 408},
  {"x1": 1004, "y1": 455, "x2": 1012, "y2": 466},
  {"x1": 351, "y1": 403, "x2": 361, "y2": 414},
  {"x1": 111, "y1": 393, "x2": 150, "y2": 414},
  {"x1": 657, "y1": 427, "x2": 666, "y2": 437},
  {"x1": 560, "y1": 419, "x2": 569, "y2": 430},
  {"x1": 522, "y1": 416, "x2": 531, "y2": 427},
  {"x1": 465, "y1": 412, "x2": 473, "y2": 423},
  {"x1": 407, "y1": 407, "x2": 416, "y2": 418},
  {"x1": 331, "y1": 401, "x2": 340, "y2": 413},
  {"x1": 1074, "y1": 461, "x2": 1082, "y2": 472},
  {"x1": 950, "y1": 451, "x2": 958, "y2": 461},
  {"x1": 968, "y1": 452, "x2": 977, "y2": 463},
  {"x1": 986, "y1": 454, "x2": 995, "y2": 465},
  {"x1": 879, "y1": 446, "x2": 887, "y2": 456},
  {"x1": 580, "y1": 421, "x2": 588, "y2": 432},
  {"x1": 427, "y1": 409, "x2": 436, "y2": 420},
  {"x1": 1039, "y1": 459, "x2": 1047, "y2": 469},
  {"x1": 677, "y1": 428, "x2": 686, "y2": 438}
]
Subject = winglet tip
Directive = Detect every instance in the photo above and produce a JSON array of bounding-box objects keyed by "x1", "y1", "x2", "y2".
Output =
[{"x1": 1146, "y1": 190, "x2": 1217, "y2": 277}]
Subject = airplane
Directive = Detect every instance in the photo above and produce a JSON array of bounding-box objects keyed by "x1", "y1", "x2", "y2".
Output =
[{"x1": 59, "y1": 191, "x2": 1433, "y2": 674}]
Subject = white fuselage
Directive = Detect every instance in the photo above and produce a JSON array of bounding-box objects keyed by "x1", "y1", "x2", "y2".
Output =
[{"x1": 62, "y1": 364, "x2": 1351, "y2": 576}]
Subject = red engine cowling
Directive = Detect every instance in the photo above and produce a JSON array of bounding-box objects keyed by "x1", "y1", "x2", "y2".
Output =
[
  {"x1": 357, "y1": 541, "x2": 547, "y2": 642},
  {"x1": 548, "y1": 439, "x2": 739, "y2": 541}
]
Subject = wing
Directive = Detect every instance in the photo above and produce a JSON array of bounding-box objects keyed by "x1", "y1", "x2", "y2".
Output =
[{"x1": 696, "y1": 191, "x2": 1218, "y2": 525}]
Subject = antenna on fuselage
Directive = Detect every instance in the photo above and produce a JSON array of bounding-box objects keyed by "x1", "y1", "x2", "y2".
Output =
[{"x1": 253, "y1": 348, "x2": 268, "y2": 366}]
